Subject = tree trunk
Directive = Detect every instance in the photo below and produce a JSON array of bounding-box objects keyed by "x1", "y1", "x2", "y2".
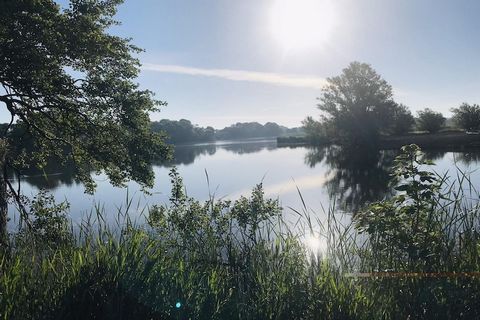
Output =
[{"x1": 0, "y1": 139, "x2": 8, "y2": 250}]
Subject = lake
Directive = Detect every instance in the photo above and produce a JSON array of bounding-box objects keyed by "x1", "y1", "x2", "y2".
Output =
[{"x1": 8, "y1": 139, "x2": 480, "y2": 229}]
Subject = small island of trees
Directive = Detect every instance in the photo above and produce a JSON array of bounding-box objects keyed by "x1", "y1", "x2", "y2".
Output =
[{"x1": 300, "y1": 62, "x2": 480, "y2": 149}]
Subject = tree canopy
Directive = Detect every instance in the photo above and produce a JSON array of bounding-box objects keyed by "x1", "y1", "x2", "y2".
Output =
[
  {"x1": 390, "y1": 103, "x2": 415, "y2": 135},
  {"x1": 317, "y1": 61, "x2": 396, "y2": 146},
  {"x1": 417, "y1": 108, "x2": 446, "y2": 133},
  {"x1": 0, "y1": 0, "x2": 170, "y2": 242},
  {"x1": 151, "y1": 119, "x2": 215, "y2": 144},
  {"x1": 451, "y1": 103, "x2": 480, "y2": 132}
]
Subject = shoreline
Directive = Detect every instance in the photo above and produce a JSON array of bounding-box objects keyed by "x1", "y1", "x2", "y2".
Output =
[{"x1": 277, "y1": 132, "x2": 480, "y2": 150}]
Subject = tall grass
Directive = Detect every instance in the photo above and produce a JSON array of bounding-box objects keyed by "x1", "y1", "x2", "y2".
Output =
[{"x1": 1, "y1": 147, "x2": 480, "y2": 319}]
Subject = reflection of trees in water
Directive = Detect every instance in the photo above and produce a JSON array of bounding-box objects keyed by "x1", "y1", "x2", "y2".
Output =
[
  {"x1": 305, "y1": 146, "x2": 480, "y2": 212},
  {"x1": 165, "y1": 144, "x2": 218, "y2": 166},
  {"x1": 222, "y1": 141, "x2": 276, "y2": 155},
  {"x1": 157, "y1": 140, "x2": 277, "y2": 166},
  {"x1": 452, "y1": 149, "x2": 480, "y2": 166},
  {"x1": 18, "y1": 140, "x2": 278, "y2": 191},
  {"x1": 305, "y1": 145, "x2": 398, "y2": 212},
  {"x1": 10, "y1": 160, "x2": 78, "y2": 191},
  {"x1": 422, "y1": 150, "x2": 447, "y2": 162}
]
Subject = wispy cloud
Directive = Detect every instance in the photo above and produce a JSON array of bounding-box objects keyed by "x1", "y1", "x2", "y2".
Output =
[{"x1": 141, "y1": 63, "x2": 326, "y2": 89}]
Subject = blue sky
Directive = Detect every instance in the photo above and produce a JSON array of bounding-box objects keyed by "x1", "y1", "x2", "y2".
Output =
[{"x1": 7, "y1": 0, "x2": 480, "y2": 128}]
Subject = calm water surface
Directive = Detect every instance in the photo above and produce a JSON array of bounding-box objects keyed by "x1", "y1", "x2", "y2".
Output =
[{"x1": 8, "y1": 139, "x2": 480, "y2": 227}]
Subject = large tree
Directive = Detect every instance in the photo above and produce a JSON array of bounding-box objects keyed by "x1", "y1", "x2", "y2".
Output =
[
  {"x1": 0, "y1": 0, "x2": 170, "y2": 246},
  {"x1": 317, "y1": 62, "x2": 396, "y2": 146}
]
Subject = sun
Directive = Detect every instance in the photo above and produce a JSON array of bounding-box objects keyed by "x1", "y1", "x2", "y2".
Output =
[
  {"x1": 305, "y1": 234, "x2": 327, "y2": 254},
  {"x1": 270, "y1": 0, "x2": 336, "y2": 51}
]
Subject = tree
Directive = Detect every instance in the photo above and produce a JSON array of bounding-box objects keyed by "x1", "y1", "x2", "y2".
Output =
[
  {"x1": 302, "y1": 116, "x2": 330, "y2": 143},
  {"x1": 263, "y1": 122, "x2": 282, "y2": 137},
  {"x1": 390, "y1": 103, "x2": 415, "y2": 135},
  {"x1": 451, "y1": 103, "x2": 480, "y2": 132},
  {"x1": 417, "y1": 108, "x2": 446, "y2": 133},
  {"x1": 0, "y1": 0, "x2": 170, "y2": 246},
  {"x1": 151, "y1": 119, "x2": 216, "y2": 144},
  {"x1": 317, "y1": 62, "x2": 396, "y2": 147}
]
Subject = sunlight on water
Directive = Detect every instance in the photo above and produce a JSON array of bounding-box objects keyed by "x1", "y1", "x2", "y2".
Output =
[{"x1": 304, "y1": 234, "x2": 327, "y2": 254}]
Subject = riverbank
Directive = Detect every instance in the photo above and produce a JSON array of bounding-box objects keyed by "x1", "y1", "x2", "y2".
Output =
[
  {"x1": 3, "y1": 155, "x2": 480, "y2": 319},
  {"x1": 379, "y1": 131, "x2": 480, "y2": 149},
  {"x1": 277, "y1": 131, "x2": 480, "y2": 150}
]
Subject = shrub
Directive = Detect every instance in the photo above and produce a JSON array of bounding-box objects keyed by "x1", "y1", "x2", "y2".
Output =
[{"x1": 417, "y1": 108, "x2": 446, "y2": 133}]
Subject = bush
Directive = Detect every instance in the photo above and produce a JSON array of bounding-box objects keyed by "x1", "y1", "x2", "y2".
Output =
[
  {"x1": 1, "y1": 171, "x2": 369, "y2": 320},
  {"x1": 417, "y1": 108, "x2": 446, "y2": 133},
  {"x1": 354, "y1": 144, "x2": 480, "y2": 318}
]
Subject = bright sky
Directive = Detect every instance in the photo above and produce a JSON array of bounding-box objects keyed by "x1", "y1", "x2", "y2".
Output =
[{"x1": 5, "y1": 0, "x2": 480, "y2": 128}]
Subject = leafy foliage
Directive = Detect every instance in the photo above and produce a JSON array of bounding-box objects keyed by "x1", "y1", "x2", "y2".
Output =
[
  {"x1": 353, "y1": 144, "x2": 480, "y2": 318},
  {"x1": 2, "y1": 163, "x2": 480, "y2": 318},
  {"x1": 151, "y1": 119, "x2": 215, "y2": 144},
  {"x1": 1, "y1": 172, "x2": 368, "y2": 320},
  {"x1": 0, "y1": 0, "x2": 170, "y2": 192},
  {"x1": 215, "y1": 122, "x2": 301, "y2": 140},
  {"x1": 14, "y1": 190, "x2": 73, "y2": 250},
  {"x1": 0, "y1": 0, "x2": 172, "y2": 247},
  {"x1": 390, "y1": 103, "x2": 415, "y2": 134},
  {"x1": 301, "y1": 116, "x2": 331, "y2": 144},
  {"x1": 150, "y1": 120, "x2": 302, "y2": 144},
  {"x1": 317, "y1": 61, "x2": 396, "y2": 146},
  {"x1": 148, "y1": 168, "x2": 282, "y2": 257},
  {"x1": 451, "y1": 102, "x2": 480, "y2": 132},
  {"x1": 417, "y1": 108, "x2": 446, "y2": 133}
]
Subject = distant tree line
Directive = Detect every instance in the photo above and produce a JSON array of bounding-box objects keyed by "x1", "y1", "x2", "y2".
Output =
[
  {"x1": 151, "y1": 119, "x2": 215, "y2": 144},
  {"x1": 303, "y1": 61, "x2": 480, "y2": 147},
  {"x1": 151, "y1": 120, "x2": 303, "y2": 144}
]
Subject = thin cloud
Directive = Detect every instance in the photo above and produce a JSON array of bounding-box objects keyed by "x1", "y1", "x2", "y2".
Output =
[{"x1": 141, "y1": 63, "x2": 326, "y2": 89}]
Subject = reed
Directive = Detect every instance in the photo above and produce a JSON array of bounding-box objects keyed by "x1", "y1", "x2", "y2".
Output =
[{"x1": 1, "y1": 146, "x2": 480, "y2": 319}]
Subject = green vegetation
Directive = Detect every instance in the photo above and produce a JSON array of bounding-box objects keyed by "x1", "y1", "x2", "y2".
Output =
[
  {"x1": 390, "y1": 103, "x2": 415, "y2": 135},
  {"x1": 0, "y1": 0, "x2": 170, "y2": 247},
  {"x1": 150, "y1": 119, "x2": 303, "y2": 144},
  {"x1": 451, "y1": 103, "x2": 480, "y2": 132},
  {"x1": 2, "y1": 145, "x2": 480, "y2": 319},
  {"x1": 215, "y1": 122, "x2": 302, "y2": 140},
  {"x1": 2, "y1": 2, "x2": 480, "y2": 319},
  {"x1": 151, "y1": 119, "x2": 215, "y2": 144},
  {"x1": 1, "y1": 172, "x2": 367, "y2": 320},
  {"x1": 302, "y1": 62, "x2": 440, "y2": 146},
  {"x1": 301, "y1": 116, "x2": 331, "y2": 144},
  {"x1": 417, "y1": 108, "x2": 447, "y2": 133},
  {"x1": 302, "y1": 62, "x2": 480, "y2": 148},
  {"x1": 316, "y1": 61, "x2": 396, "y2": 147}
]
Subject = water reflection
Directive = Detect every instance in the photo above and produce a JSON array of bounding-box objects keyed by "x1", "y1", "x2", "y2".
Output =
[
  {"x1": 11, "y1": 139, "x2": 480, "y2": 218},
  {"x1": 16, "y1": 140, "x2": 279, "y2": 190},
  {"x1": 9, "y1": 160, "x2": 79, "y2": 191},
  {"x1": 305, "y1": 145, "x2": 398, "y2": 212},
  {"x1": 161, "y1": 139, "x2": 277, "y2": 166},
  {"x1": 422, "y1": 150, "x2": 447, "y2": 162},
  {"x1": 453, "y1": 150, "x2": 480, "y2": 166}
]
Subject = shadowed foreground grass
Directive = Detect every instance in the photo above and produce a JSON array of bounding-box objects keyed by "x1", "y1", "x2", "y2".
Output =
[{"x1": 2, "y1": 147, "x2": 480, "y2": 319}]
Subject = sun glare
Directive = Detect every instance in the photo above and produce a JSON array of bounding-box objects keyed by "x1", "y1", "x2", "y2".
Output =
[
  {"x1": 305, "y1": 234, "x2": 327, "y2": 254},
  {"x1": 270, "y1": 0, "x2": 336, "y2": 51}
]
